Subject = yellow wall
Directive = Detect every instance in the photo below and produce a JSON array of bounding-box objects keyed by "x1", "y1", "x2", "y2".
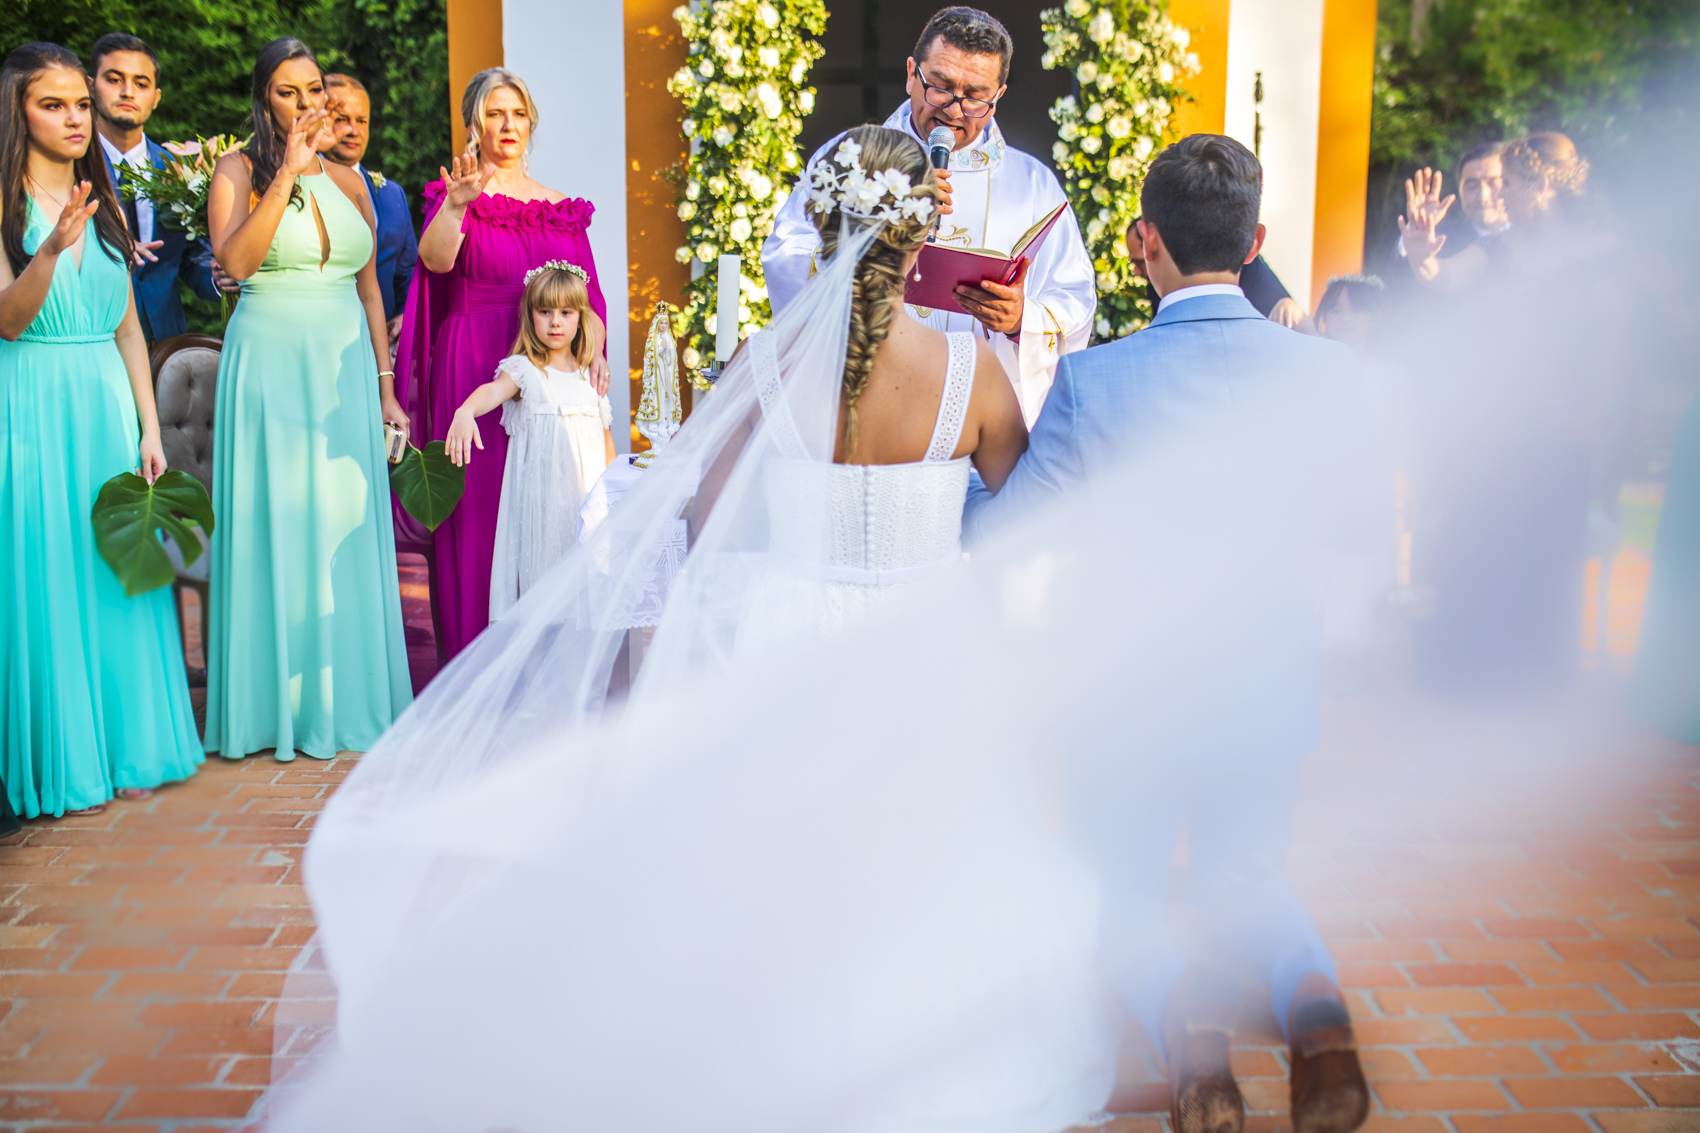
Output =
[
  {"x1": 625, "y1": 0, "x2": 692, "y2": 439},
  {"x1": 1169, "y1": 0, "x2": 1231, "y2": 138},
  {"x1": 447, "y1": 0, "x2": 503, "y2": 156},
  {"x1": 1309, "y1": 0, "x2": 1377, "y2": 309}
]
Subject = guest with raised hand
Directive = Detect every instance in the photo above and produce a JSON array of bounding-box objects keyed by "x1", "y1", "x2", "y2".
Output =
[
  {"x1": 394, "y1": 66, "x2": 610, "y2": 658},
  {"x1": 1400, "y1": 133, "x2": 1593, "y2": 292},
  {"x1": 88, "y1": 33, "x2": 227, "y2": 342},
  {"x1": 0, "y1": 42, "x2": 202, "y2": 817},
  {"x1": 1401, "y1": 134, "x2": 1620, "y2": 703},
  {"x1": 322, "y1": 73, "x2": 416, "y2": 351},
  {"x1": 203, "y1": 37, "x2": 411, "y2": 761}
]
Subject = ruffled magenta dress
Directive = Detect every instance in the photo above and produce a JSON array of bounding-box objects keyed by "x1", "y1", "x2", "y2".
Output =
[{"x1": 393, "y1": 185, "x2": 608, "y2": 658}]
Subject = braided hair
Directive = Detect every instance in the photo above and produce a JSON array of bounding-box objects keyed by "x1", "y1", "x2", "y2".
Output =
[
  {"x1": 808, "y1": 125, "x2": 938, "y2": 455},
  {"x1": 1502, "y1": 132, "x2": 1589, "y2": 199}
]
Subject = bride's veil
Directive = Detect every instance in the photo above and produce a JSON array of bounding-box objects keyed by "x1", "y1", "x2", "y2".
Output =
[{"x1": 296, "y1": 205, "x2": 889, "y2": 1010}]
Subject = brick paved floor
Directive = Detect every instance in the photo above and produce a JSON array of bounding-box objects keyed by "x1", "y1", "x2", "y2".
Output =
[{"x1": 2, "y1": 554, "x2": 1697, "y2": 1131}]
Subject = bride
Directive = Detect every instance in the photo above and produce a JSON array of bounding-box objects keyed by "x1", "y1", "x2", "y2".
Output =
[{"x1": 260, "y1": 126, "x2": 1119, "y2": 1132}]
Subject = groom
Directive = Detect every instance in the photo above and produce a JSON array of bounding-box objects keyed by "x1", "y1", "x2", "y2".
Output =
[{"x1": 965, "y1": 135, "x2": 1373, "y2": 1133}]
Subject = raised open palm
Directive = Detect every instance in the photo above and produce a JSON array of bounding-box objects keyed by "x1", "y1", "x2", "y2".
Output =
[
  {"x1": 1397, "y1": 167, "x2": 1455, "y2": 266},
  {"x1": 281, "y1": 107, "x2": 333, "y2": 178},
  {"x1": 439, "y1": 154, "x2": 497, "y2": 211},
  {"x1": 40, "y1": 181, "x2": 98, "y2": 258}
]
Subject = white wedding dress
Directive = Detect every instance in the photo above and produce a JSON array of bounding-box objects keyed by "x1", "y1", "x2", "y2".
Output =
[
  {"x1": 258, "y1": 220, "x2": 1119, "y2": 1133},
  {"x1": 743, "y1": 331, "x2": 975, "y2": 650}
]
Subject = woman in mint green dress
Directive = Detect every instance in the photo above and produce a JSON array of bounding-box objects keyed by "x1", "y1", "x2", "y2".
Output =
[
  {"x1": 204, "y1": 39, "x2": 411, "y2": 760},
  {"x1": 0, "y1": 43, "x2": 202, "y2": 817}
]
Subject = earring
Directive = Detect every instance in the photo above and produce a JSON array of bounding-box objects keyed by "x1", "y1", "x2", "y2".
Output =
[{"x1": 913, "y1": 268, "x2": 922, "y2": 280}]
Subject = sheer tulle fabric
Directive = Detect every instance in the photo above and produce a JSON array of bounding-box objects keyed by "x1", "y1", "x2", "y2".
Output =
[{"x1": 251, "y1": 210, "x2": 1372, "y2": 1131}]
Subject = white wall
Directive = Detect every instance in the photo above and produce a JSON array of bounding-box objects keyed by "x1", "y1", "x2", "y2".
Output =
[
  {"x1": 504, "y1": 0, "x2": 631, "y2": 452},
  {"x1": 1222, "y1": 0, "x2": 1324, "y2": 308}
]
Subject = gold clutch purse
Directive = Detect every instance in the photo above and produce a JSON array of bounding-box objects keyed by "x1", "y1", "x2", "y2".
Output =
[{"x1": 384, "y1": 422, "x2": 407, "y2": 464}]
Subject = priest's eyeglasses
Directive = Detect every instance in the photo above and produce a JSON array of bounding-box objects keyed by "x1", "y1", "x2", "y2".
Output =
[{"x1": 914, "y1": 65, "x2": 999, "y2": 119}]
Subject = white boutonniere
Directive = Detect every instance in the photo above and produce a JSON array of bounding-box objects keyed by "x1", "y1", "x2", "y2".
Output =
[{"x1": 369, "y1": 171, "x2": 387, "y2": 189}]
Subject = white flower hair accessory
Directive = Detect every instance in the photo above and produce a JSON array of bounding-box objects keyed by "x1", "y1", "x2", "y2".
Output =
[
  {"x1": 805, "y1": 137, "x2": 936, "y2": 225},
  {"x1": 524, "y1": 259, "x2": 589, "y2": 287}
]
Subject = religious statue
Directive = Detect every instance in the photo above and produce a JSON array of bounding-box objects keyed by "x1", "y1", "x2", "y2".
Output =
[{"x1": 634, "y1": 302, "x2": 682, "y2": 468}]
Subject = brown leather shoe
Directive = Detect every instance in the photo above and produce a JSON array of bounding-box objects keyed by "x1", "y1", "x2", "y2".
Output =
[
  {"x1": 1163, "y1": 974, "x2": 1245, "y2": 1133},
  {"x1": 1289, "y1": 1024, "x2": 1370, "y2": 1133},
  {"x1": 1169, "y1": 1027, "x2": 1245, "y2": 1133}
]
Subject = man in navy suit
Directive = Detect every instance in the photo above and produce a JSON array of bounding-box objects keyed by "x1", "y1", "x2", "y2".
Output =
[
  {"x1": 324, "y1": 74, "x2": 418, "y2": 351},
  {"x1": 966, "y1": 135, "x2": 1374, "y2": 1133},
  {"x1": 90, "y1": 33, "x2": 225, "y2": 343}
]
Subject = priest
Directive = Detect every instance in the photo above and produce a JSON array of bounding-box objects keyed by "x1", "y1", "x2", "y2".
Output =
[{"x1": 763, "y1": 7, "x2": 1095, "y2": 425}]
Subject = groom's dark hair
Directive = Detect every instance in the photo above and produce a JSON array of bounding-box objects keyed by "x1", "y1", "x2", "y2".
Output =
[{"x1": 1140, "y1": 134, "x2": 1262, "y2": 275}]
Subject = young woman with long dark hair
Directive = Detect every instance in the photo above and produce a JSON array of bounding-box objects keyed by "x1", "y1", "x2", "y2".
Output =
[
  {"x1": 203, "y1": 37, "x2": 411, "y2": 760},
  {"x1": 0, "y1": 42, "x2": 202, "y2": 818}
]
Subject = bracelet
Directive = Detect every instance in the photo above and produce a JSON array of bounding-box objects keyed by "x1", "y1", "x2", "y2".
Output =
[{"x1": 378, "y1": 370, "x2": 395, "y2": 378}]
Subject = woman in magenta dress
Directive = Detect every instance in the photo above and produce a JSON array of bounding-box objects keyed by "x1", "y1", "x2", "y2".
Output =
[{"x1": 395, "y1": 67, "x2": 610, "y2": 658}]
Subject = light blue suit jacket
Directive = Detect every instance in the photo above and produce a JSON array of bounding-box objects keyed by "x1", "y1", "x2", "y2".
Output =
[{"x1": 964, "y1": 292, "x2": 1370, "y2": 763}]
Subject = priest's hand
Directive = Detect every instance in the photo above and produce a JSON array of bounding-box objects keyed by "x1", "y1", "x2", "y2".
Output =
[
  {"x1": 934, "y1": 169, "x2": 953, "y2": 217},
  {"x1": 955, "y1": 256, "x2": 1029, "y2": 337}
]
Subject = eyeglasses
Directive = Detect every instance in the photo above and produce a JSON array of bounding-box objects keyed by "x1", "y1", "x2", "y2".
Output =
[{"x1": 914, "y1": 65, "x2": 999, "y2": 120}]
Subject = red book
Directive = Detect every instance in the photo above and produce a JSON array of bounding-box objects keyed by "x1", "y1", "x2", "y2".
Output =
[{"x1": 903, "y1": 201, "x2": 1071, "y2": 315}]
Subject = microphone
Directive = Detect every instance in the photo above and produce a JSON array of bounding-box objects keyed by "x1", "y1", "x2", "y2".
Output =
[
  {"x1": 927, "y1": 125, "x2": 953, "y2": 170},
  {"x1": 926, "y1": 126, "x2": 953, "y2": 245}
]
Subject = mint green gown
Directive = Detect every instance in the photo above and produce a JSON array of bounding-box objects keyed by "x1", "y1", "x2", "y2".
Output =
[
  {"x1": 0, "y1": 204, "x2": 203, "y2": 817},
  {"x1": 206, "y1": 168, "x2": 412, "y2": 760}
]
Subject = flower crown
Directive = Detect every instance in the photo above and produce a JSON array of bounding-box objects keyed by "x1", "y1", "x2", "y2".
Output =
[
  {"x1": 805, "y1": 137, "x2": 935, "y2": 225},
  {"x1": 524, "y1": 260, "x2": 589, "y2": 287}
]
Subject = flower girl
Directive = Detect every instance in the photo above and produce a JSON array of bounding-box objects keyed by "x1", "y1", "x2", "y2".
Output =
[{"x1": 445, "y1": 261, "x2": 616, "y2": 619}]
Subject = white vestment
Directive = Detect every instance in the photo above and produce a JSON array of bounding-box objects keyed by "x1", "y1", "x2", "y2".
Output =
[{"x1": 762, "y1": 105, "x2": 1096, "y2": 425}]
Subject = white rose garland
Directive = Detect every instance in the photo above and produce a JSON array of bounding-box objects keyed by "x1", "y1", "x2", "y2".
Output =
[
  {"x1": 668, "y1": 0, "x2": 826, "y2": 381},
  {"x1": 1043, "y1": 1, "x2": 1198, "y2": 341}
]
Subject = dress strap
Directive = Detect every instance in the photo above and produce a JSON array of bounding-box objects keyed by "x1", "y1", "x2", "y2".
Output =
[{"x1": 923, "y1": 331, "x2": 975, "y2": 462}]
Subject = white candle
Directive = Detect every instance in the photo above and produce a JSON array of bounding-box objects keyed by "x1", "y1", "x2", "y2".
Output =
[{"x1": 715, "y1": 254, "x2": 741, "y2": 363}]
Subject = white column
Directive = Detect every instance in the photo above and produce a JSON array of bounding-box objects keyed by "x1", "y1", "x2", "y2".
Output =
[
  {"x1": 504, "y1": 0, "x2": 631, "y2": 452},
  {"x1": 1222, "y1": 0, "x2": 1324, "y2": 308}
]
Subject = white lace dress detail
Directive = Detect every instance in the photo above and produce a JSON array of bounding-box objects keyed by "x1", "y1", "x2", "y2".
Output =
[
  {"x1": 489, "y1": 355, "x2": 613, "y2": 621},
  {"x1": 746, "y1": 332, "x2": 977, "y2": 644}
]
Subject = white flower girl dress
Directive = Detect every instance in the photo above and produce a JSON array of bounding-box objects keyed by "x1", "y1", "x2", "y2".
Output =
[{"x1": 487, "y1": 353, "x2": 612, "y2": 620}]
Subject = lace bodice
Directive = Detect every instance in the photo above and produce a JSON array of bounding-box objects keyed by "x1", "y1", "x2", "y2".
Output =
[{"x1": 762, "y1": 332, "x2": 975, "y2": 584}]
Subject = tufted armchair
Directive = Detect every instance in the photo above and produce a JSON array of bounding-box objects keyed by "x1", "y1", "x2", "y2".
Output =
[{"x1": 150, "y1": 334, "x2": 223, "y2": 685}]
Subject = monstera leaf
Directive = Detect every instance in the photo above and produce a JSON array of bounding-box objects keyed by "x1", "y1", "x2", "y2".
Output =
[
  {"x1": 390, "y1": 440, "x2": 465, "y2": 531},
  {"x1": 91, "y1": 470, "x2": 216, "y2": 598}
]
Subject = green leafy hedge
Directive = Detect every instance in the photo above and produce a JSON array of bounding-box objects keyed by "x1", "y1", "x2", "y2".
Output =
[
  {"x1": 1367, "y1": 0, "x2": 1700, "y2": 269},
  {"x1": 5, "y1": 0, "x2": 447, "y2": 334}
]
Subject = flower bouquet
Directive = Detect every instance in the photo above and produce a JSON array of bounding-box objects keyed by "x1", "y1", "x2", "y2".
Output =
[
  {"x1": 117, "y1": 134, "x2": 244, "y2": 241},
  {"x1": 118, "y1": 134, "x2": 245, "y2": 324}
]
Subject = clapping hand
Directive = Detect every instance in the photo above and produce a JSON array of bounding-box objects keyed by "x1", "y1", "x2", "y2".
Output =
[
  {"x1": 440, "y1": 155, "x2": 497, "y2": 213},
  {"x1": 40, "y1": 182, "x2": 99, "y2": 257},
  {"x1": 1397, "y1": 168, "x2": 1455, "y2": 267},
  {"x1": 281, "y1": 106, "x2": 334, "y2": 179}
]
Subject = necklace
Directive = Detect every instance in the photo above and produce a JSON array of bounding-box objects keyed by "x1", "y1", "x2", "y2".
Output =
[{"x1": 26, "y1": 175, "x2": 72, "y2": 212}]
